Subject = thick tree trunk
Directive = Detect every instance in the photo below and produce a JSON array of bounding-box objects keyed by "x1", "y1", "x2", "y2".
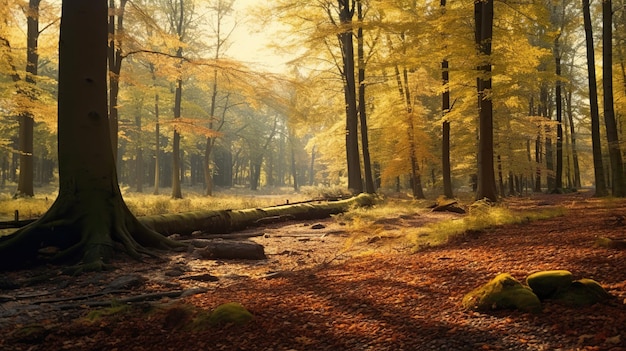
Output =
[
  {"x1": 139, "y1": 193, "x2": 376, "y2": 236},
  {"x1": 582, "y1": 0, "x2": 608, "y2": 196},
  {"x1": 0, "y1": 0, "x2": 179, "y2": 271}
]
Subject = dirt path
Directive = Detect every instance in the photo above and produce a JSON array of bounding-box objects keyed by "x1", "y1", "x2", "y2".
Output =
[{"x1": 1, "y1": 192, "x2": 626, "y2": 350}]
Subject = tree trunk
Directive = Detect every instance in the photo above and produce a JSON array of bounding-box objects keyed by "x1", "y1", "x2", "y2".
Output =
[
  {"x1": 442, "y1": 59, "x2": 453, "y2": 198},
  {"x1": 554, "y1": 37, "x2": 564, "y2": 191},
  {"x1": 140, "y1": 194, "x2": 375, "y2": 236},
  {"x1": 357, "y1": 0, "x2": 375, "y2": 194},
  {"x1": 474, "y1": 0, "x2": 497, "y2": 202},
  {"x1": 135, "y1": 113, "x2": 143, "y2": 193},
  {"x1": 0, "y1": 0, "x2": 179, "y2": 271},
  {"x1": 15, "y1": 0, "x2": 41, "y2": 198},
  {"x1": 338, "y1": 0, "x2": 363, "y2": 194},
  {"x1": 603, "y1": 0, "x2": 626, "y2": 197},
  {"x1": 582, "y1": 0, "x2": 608, "y2": 196},
  {"x1": 107, "y1": 0, "x2": 127, "y2": 168}
]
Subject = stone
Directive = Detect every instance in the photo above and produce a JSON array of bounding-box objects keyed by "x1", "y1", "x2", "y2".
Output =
[
  {"x1": 526, "y1": 270, "x2": 573, "y2": 300},
  {"x1": 462, "y1": 273, "x2": 541, "y2": 313}
]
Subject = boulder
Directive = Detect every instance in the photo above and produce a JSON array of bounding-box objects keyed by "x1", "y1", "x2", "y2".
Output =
[
  {"x1": 462, "y1": 273, "x2": 541, "y2": 313},
  {"x1": 526, "y1": 270, "x2": 573, "y2": 300},
  {"x1": 204, "y1": 302, "x2": 253, "y2": 326},
  {"x1": 552, "y1": 278, "x2": 612, "y2": 307}
]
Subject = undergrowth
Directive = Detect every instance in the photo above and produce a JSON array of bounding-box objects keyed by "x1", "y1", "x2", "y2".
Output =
[
  {"x1": 407, "y1": 199, "x2": 566, "y2": 250},
  {"x1": 338, "y1": 197, "x2": 567, "y2": 253}
]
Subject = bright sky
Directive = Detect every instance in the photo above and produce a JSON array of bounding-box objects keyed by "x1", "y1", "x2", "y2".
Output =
[{"x1": 227, "y1": 0, "x2": 293, "y2": 73}]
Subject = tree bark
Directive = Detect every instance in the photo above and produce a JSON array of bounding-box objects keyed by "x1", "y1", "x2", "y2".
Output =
[
  {"x1": 0, "y1": 0, "x2": 180, "y2": 271},
  {"x1": 602, "y1": 0, "x2": 626, "y2": 197},
  {"x1": 582, "y1": 0, "x2": 608, "y2": 196},
  {"x1": 474, "y1": 0, "x2": 497, "y2": 202},
  {"x1": 338, "y1": 0, "x2": 363, "y2": 194},
  {"x1": 139, "y1": 193, "x2": 375, "y2": 236},
  {"x1": 15, "y1": 0, "x2": 41, "y2": 198},
  {"x1": 357, "y1": 0, "x2": 375, "y2": 194},
  {"x1": 554, "y1": 36, "x2": 564, "y2": 191}
]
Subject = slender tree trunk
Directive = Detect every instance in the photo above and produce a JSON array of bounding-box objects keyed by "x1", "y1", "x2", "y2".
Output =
[
  {"x1": 442, "y1": 58, "x2": 453, "y2": 198},
  {"x1": 582, "y1": 0, "x2": 608, "y2": 196},
  {"x1": 474, "y1": 0, "x2": 497, "y2": 202},
  {"x1": 554, "y1": 37, "x2": 564, "y2": 191},
  {"x1": 309, "y1": 145, "x2": 316, "y2": 186},
  {"x1": 15, "y1": 0, "x2": 41, "y2": 198},
  {"x1": 441, "y1": 0, "x2": 453, "y2": 199},
  {"x1": 338, "y1": 0, "x2": 362, "y2": 194},
  {"x1": 107, "y1": 0, "x2": 127, "y2": 167},
  {"x1": 153, "y1": 92, "x2": 160, "y2": 195},
  {"x1": 603, "y1": 0, "x2": 626, "y2": 196},
  {"x1": 171, "y1": 0, "x2": 185, "y2": 199},
  {"x1": 135, "y1": 113, "x2": 143, "y2": 192},
  {"x1": 356, "y1": 0, "x2": 375, "y2": 194}
]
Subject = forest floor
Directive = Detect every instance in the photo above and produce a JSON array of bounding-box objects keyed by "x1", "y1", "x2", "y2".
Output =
[{"x1": 1, "y1": 191, "x2": 626, "y2": 351}]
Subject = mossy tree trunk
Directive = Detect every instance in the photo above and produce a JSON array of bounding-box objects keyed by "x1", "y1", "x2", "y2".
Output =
[{"x1": 0, "y1": 0, "x2": 179, "y2": 271}]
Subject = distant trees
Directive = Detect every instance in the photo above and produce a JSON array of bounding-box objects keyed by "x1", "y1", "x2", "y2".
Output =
[{"x1": 0, "y1": 0, "x2": 625, "y2": 200}]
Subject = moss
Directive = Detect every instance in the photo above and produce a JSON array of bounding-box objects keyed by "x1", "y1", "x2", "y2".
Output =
[
  {"x1": 190, "y1": 302, "x2": 253, "y2": 330},
  {"x1": 84, "y1": 303, "x2": 130, "y2": 322},
  {"x1": 462, "y1": 273, "x2": 542, "y2": 313},
  {"x1": 552, "y1": 278, "x2": 612, "y2": 307},
  {"x1": 526, "y1": 270, "x2": 573, "y2": 300}
]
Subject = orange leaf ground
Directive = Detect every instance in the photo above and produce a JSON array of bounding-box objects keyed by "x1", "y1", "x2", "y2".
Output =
[{"x1": 1, "y1": 192, "x2": 625, "y2": 351}]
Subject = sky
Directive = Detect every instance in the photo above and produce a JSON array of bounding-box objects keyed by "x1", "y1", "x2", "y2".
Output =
[{"x1": 226, "y1": 0, "x2": 293, "y2": 73}]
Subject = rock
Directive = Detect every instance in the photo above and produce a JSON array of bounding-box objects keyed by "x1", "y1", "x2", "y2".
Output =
[
  {"x1": 311, "y1": 223, "x2": 326, "y2": 229},
  {"x1": 208, "y1": 302, "x2": 253, "y2": 325},
  {"x1": 105, "y1": 274, "x2": 146, "y2": 291},
  {"x1": 526, "y1": 270, "x2": 573, "y2": 300},
  {"x1": 462, "y1": 273, "x2": 542, "y2": 313},
  {"x1": 182, "y1": 273, "x2": 219, "y2": 282},
  {"x1": 196, "y1": 240, "x2": 266, "y2": 260},
  {"x1": 552, "y1": 278, "x2": 612, "y2": 307}
]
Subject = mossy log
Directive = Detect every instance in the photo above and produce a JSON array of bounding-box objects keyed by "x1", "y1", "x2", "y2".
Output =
[{"x1": 139, "y1": 193, "x2": 376, "y2": 236}]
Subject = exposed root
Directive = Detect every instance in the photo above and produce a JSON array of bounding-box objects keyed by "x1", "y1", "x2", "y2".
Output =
[{"x1": 0, "y1": 192, "x2": 188, "y2": 272}]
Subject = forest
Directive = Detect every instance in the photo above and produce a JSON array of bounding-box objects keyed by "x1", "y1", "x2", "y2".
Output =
[
  {"x1": 0, "y1": 0, "x2": 626, "y2": 350},
  {"x1": 1, "y1": 0, "x2": 624, "y2": 201}
]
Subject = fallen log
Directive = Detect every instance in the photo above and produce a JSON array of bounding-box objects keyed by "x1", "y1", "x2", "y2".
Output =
[
  {"x1": 193, "y1": 240, "x2": 266, "y2": 260},
  {"x1": 139, "y1": 193, "x2": 375, "y2": 236}
]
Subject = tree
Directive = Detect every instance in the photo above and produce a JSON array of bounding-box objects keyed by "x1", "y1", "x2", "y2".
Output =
[
  {"x1": 357, "y1": 0, "x2": 376, "y2": 194},
  {"x1": 0, "y1": 0, "x2": 179, "y2": 270},
  {"x1": 474, "y1": 0, "x2": 497, "y2": 202},
  {"x1": 339, "y1": 0, "x2": 363, "y2": 194},
  {"x1": 602, "y1": 0, "x2": 626, "y2": 196},
  {"x1": 582, "y1": 0, "x2": 608, "y2": 196},
  {"x1": 108, "y1": 0, "x2": 128, "y2": 166},
  {"x1": 440, "y1": 0, "x2": 453, "y2": 199},
  {"x1": 14, "y1": 0, "x2": 41, "y2": 198}
]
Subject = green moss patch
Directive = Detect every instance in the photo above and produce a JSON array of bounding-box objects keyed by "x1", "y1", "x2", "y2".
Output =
[
  {"x1": 191, "y1": 302, "x2": 253, "y2": 330},
  {"x1": 526, "y1": 270, "x2": 573, "y2": 300},
  {"x1": 462, "y1": 273, "x2": 542, "y2": 313}
]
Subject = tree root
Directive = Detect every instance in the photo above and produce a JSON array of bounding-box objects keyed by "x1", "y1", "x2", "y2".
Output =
[{"x1": 0, "y1": 193, "x2": 188, "y2": 271}]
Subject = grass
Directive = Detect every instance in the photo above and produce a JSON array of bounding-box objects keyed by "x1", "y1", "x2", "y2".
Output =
[
  {"x1": 0, "y1": 184, "x2": 309, "y2": 221},
  {"x1": 335, "y1": 195, "x2": 567, "y2": 253},
  {"x1": 405, "y1": 199, "x2": 567, "y2": 250}
]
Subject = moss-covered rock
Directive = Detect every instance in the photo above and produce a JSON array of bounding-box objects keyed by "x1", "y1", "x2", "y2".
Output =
[
  {"x1": 552, "y1": 278, "x2": 612, "y2": 307},
  {"x1": 462, "y1": 273, "x2": 542, "y2": 313},
  {"x1": 526, "y1": 270, "x2": 573, "y2": 300},
  {"x1": 199, "y1": 302, "x2": 254, "y2": 327}
]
